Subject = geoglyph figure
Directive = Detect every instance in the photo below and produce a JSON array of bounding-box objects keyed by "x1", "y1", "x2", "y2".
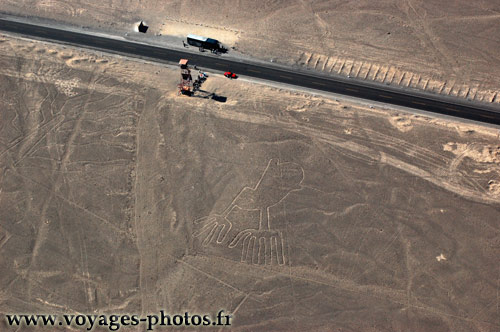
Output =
[{"x1": 194, "y1": 159, "x2": 304, "y2": 265}]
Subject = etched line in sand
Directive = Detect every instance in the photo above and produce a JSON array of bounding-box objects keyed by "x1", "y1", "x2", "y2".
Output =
[
  {"x1": 312, "y1": 54, "x2": 321, "y2": 69},
  {"x1": 355, "y1": 61, "x2": 364, "y2": 77},
  {"x1": 188, "y1": 103, "x2": 498, "y2": 204},
  {"x1": 328, "y1": 57, "x2": 338, "y2": 72},
  {"x1": 202, "y1": 253, "x2": 500, "y2": 328},
  {"x1": 347, "y1": 61, "x2": 354, "y2": 76},
  {"x1": 471, "y1": 87, "x2": 478, "y2": 101},
  {"x1": 387, "y1": 70, "x2": 396, "y2": 84},
  {"x1": 338, "y1": 60, "x2": 346, "y2": 74},
  {"x1": 305, "y1": 52, "x2": 313, "y2": 66},
  {"x1": 371, "y1": 65, "x2": 381, "y2": 81},
  {"x1": 438, "y1": 81, "x2": 446, "y2": 94},
  {"x1": 0, "y1": 225, "x2": 11, "y2": 251},
  {"x1": 464, "y1": 87, "x2": 471, "y2": 99},
  {"x1": 398, "y1": 72, "x2": 406, "y2": 85},
  {"x1": 321, "y1": 56, "x2": 329, "y2": 71},
  {"x1": 406, "y1": 73, "x2": 414, "y2": 87},
  {"x1": 423, "y1": 78, "x2": 429, "y2": 90},
  {"x1": 363, "y1": 64, "x2": 372, "y2": 79},
  {"x1": 415, "y1": 76, "x2": 422, "y2": 88}
]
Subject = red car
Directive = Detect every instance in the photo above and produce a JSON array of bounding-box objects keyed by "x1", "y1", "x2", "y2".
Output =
[{"x1": 224, "y1": 71, "x2": 237, "y2": 79}]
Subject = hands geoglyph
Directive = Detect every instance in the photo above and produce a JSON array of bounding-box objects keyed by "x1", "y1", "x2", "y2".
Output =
[{"x1": 193, "y1": 159, "x2": 303, "y2": 266}]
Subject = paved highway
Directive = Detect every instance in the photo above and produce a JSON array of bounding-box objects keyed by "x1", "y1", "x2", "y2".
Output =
[{"x1": 1, "y1": 17, "x2": 499, "y2": 125}]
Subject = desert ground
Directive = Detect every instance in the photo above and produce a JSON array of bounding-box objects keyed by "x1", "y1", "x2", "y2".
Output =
[
  {"x1": 1, "y1": 0, "x2": 500, "y2": 104},
  {"x1": 0, "y1": 33, "x2": 499, "y2": 331}
]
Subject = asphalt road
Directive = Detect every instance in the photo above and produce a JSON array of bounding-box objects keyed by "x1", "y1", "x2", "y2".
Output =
[{"x1": 1, "y1": 17, "x2": 500, "y2": 125}]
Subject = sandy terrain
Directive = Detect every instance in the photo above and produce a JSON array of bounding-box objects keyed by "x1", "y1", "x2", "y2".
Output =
[
  {"x1": 0, "y1": 34, "x2": 499, "y2": 331},
  {"x1": 1, "y1": 0, "x2": 500, "y2": 104}
]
